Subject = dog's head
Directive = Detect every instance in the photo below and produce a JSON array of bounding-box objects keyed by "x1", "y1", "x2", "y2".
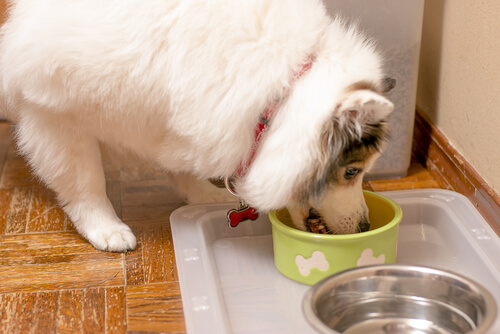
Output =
[
  {"x1": 234, "y1": 19, "x2": 394, "y2": 234},
  {"x1": 235, "y1": 76, "x2": 394, "y2": 234},
  {"x1": 287, "y1": 83, "x2": 392, "y2": 234}
]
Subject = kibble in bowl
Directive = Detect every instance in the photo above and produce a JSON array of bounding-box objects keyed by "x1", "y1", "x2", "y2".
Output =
[{"x1": 268, "y1": 190, "x2": 402, "y2": 285}]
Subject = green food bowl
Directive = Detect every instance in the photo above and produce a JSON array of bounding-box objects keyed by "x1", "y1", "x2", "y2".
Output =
[{"x1": 269, "y1": 190, "x2": 402, "y2": 285}]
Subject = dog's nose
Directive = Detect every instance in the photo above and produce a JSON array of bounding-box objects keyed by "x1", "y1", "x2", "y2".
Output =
[{"x1": 358, "y1": 218, "x2": 370, "y2": 232}]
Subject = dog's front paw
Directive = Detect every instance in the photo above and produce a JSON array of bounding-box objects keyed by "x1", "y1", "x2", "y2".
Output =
[{"x1": 86, "y1": 223, "x2": 137, "y2": 252}]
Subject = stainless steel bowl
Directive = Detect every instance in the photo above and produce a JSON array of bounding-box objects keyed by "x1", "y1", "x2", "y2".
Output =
[{"x1": 303, "y1": 265, "x2": 497, "y2": 334}]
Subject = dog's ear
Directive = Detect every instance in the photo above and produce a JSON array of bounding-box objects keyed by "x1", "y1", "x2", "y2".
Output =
[
  {"x1": 382, "y1": 77, "x2": 396, "y2": 93},
  {"x1": 310, "y1": 89, "x2": 393, "y2": 203},
  {"x1": 336, "y1": 89, "x2": 394, "y2": 125}
]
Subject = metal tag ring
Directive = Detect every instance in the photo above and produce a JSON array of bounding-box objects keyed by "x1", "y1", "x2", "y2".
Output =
[{"x1": 224, "y1": 176, "x2": 239, "y2": 197}]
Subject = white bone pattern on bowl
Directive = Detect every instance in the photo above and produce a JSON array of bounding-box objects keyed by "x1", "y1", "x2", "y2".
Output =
[
  {"x1": 295, "y1": 251, "x2": 329, "y2": 276},
  {"x1": 356, "y1": 248, "x2": 385, "y2": 267}
]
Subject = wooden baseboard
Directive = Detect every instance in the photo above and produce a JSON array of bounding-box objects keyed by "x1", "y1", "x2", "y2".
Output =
[{"x1": 412, "y1": 108, "x2": 500, "y2": 236}]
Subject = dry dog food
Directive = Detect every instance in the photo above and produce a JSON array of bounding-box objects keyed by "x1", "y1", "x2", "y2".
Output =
[{"x1": 305, "y1": 208, "x2": 331, "y2": 234}]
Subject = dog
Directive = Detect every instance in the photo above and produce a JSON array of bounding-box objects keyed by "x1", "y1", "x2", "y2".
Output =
[{"x1": 0, "y1": 0, "x2": 393, "y2": 251}]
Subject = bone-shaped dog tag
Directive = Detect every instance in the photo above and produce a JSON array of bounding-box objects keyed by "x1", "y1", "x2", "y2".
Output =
[{"x1": 227, "y1": 200, "x2": 259, "y2": 228}]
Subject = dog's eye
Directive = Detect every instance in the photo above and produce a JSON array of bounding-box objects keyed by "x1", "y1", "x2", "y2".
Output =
[{"x1": 344, "y1": 167, "x2": 360, "y2": 180}]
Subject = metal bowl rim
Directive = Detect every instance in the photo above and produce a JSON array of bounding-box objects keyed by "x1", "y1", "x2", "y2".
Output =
[{"x1": 302, "y1": 264, "x2": 498, "y2": 334}]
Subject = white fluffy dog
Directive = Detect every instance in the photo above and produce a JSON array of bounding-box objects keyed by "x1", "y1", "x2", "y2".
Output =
[{"x1": 0, "y1": 0, "x2": 394, "y2": 251}]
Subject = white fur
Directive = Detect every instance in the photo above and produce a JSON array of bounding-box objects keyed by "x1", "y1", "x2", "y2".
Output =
[{"x1": 0, "y1": 0, "x2": 392, "y2": 251}]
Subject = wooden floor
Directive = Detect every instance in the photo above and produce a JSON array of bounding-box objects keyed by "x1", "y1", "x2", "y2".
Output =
[{"x1": 0, "y1": 121, "x2": 443, "y2": 333}]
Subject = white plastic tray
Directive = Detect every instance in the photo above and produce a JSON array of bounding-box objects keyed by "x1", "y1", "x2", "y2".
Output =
[{"x1": 171, "y1": 189, "x2": 500, "y2": 334}]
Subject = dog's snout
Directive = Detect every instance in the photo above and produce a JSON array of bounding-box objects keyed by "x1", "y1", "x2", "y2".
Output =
[
  {"x1": 358, "y1": 218, "x2": 370, "y2": 233},
  {"x1": 309, "y1": 207, "x2": 321, "y2": 218}
]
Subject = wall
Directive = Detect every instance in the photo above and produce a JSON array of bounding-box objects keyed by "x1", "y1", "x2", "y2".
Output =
[
  {"x1": 0, "y1": 0, "x2": 6, "y2": 120},
  {"x1": 417, "y1": 0, "x2": 500, "y2": 196}
]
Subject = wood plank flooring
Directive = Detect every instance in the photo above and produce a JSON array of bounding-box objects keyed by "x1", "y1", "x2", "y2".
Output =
[{"x1": 0, "y1": 121, "x2": 443, "y2": 333}]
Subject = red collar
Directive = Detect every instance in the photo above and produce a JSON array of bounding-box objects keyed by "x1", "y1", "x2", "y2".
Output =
[
  {"x1": 226, "y1": 57, "x2": 314, "y2": 228},
  {"x1": 236, "y1": 57, "x2": 314, "y2": 176}
]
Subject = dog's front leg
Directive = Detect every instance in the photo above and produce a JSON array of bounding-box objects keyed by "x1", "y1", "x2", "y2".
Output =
[{"x1": 16, "y1": 111, "x2": 136, "y2": 252}]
